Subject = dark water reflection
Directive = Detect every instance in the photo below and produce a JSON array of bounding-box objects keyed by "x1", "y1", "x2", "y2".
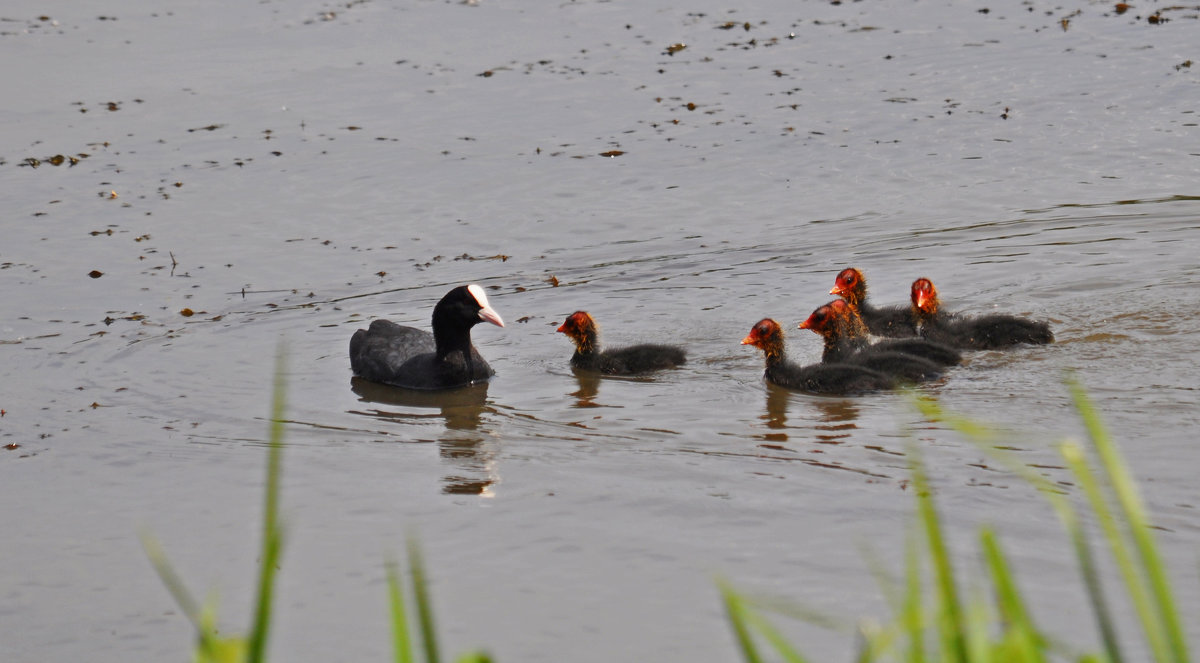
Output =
[
  {"x1": 811, "y1": 398, "x2": 862, "y2": 446},
  {"x1": 567, "y1": 369, "x2": 602, "y2": 407},
  {"x1": 349, "y1": 378, "x2": 497, "y2": 495},
  {"x1": 349, "y1": 377, "x2": 490, "y2": 430},
  {"x1": 760, "y1": 382, "x2": 860, "y2": 446},
  {"x1": 566, "y1": 368, "x2": 668, "y2": 409}
]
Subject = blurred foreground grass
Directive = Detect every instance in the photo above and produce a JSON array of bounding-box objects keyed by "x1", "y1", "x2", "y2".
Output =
[
  {"x1": 141, "y1": 349, "x2": 490, "y2": 663},
  {"x1": 142, "y1": 353, "x2": 1190, "y2": 663},
  {"x1": 723, "y1": 380, "x2": 1192, "y2": 663}
]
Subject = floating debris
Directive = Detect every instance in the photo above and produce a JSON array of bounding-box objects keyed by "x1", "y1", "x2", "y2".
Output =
[{"x1": 453, "y1": 253, "x2": 509, "y2": 262}]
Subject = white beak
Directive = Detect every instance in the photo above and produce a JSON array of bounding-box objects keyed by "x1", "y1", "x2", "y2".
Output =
[{"x1": 479, "y1": 304, "x2": 504, "y2": 328}]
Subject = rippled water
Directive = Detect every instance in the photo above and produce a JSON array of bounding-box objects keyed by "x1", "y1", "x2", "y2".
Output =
[{"x1": 3, "y1": 0, "x2": 1199, "y2": 661}]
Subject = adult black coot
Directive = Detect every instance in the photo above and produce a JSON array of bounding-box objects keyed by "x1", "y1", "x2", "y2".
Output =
[
  {"x1": 910, "y1": 278, "x2": 1054, "y2": 350},
  {"x1": 829, "y1": 267, "x2": 917, "y2": 337},
  {"x1": 798, "y1": 301, "x2": 944, "y2": 383},
  {"x1": 557, "y1": 311, "x2": 686, "y2": 375},
  {"x1": 741, "y1": 318, "x2": 895, "y2": 395},
  {"x1": 349, "y1": 284, "x2": 504, "y2": 389}
]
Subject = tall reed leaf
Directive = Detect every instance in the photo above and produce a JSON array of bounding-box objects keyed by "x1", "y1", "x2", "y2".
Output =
[
  {"x1": 388, "y1": 558, "x2": 415, "y2": 663},
  {"x1": 408, "y1": 537, "x2": 442, "y2": 663},
  {"x1": 910, "y1": 451, "x2": 968, "y2": 663},
  {"x1": 719, "y1": 580, "x2": 814, "y2": 663},
  {"x1": 1067, "y1": 380, "x2": 1189, "y2": 663},
  {"x1": 246, "y1": 346, "x2": 288, "y2": 663},
  {"x1": 913, "y1": 394, "x2": 1125, "y2": 663},
  {"x1": 979, "y1": 528, "x2": 1045, "y2": 663}
]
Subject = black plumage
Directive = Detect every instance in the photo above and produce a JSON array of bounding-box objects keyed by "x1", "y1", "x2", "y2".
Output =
[
  {"x1": 799, "y1": 301, "x2": 946, "y2": 384},
  {"x1": 830, "y1": 267, "x2": 917, "y2": 337},
  {"x1": 742, "y1": 318, "x2": 896, "y2": 395},
  {"x1": 349, "y1": 284, "x2": 504, "y2": 390},
  {"x1": 911, "y1": 278, "x2": 1054, "y2": 350},
  {"x1": 557, "y1": 311, "x2": 686, "y2": 375}
]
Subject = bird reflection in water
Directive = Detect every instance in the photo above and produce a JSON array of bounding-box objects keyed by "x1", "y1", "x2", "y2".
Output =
[
  {"x1": 566, "y1": 368, "x2": 662, "y2": 409},
  {"x1": 810, "y1": 398, "x2": 861, "y2": 445},
  {"x1": 567, "y1": 368, "x2": 602, "y2": 407},
  {"x1": 760, "y1": 382, "x2": 861, "y2": 445},
  {"x1": 349, "y1": 378, "x2": 498, "y2": 496}
]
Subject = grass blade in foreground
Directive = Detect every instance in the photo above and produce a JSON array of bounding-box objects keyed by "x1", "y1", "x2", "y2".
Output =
[
  {"x1": 247, "y1": 346, "x2": 289, "y2": 663},
  {"x1": 409, "y1": 537, "x2": 442, "y2": 663},
  {"x1": 724, "y1": 386, "x2": 1193, "y2": 663},
  {"x1": 910, "y1": 451, "x2": 968, "y2": 663},
  {"x1": 719, "y1": 579, "x2": 811, "y2": 663},
  {"x1": 1067, "y1": 380, "x2": 1189, "y2": 663},
  {"x1": 389, "y1": 538, "x2": 495, "y2": 663},
  {"x1": 914, "y1": 394, "x2": 1125, "y2": 663},
  {"x1": 141, "y1": 346, "x2": 289, "y2": 663},
  {"x1": 388, "y1": 558, "x2": 415, "y2": 663},
  {"x1": 145, "y1": 349, "x2": 496, "y2": 663}
]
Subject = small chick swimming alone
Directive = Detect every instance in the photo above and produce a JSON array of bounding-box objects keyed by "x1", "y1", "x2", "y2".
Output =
[{"x1": 556, "y1": 311, "x2": 686, "y2": 375}]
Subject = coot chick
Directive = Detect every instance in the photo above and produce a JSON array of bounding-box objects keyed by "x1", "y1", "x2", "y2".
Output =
[
  {"x1": 741, "y1": 318, "x2": 895, "y2": 395},
  {"x1": 830, "y1": 267, "x2": 917, "y2": 337},
  {"x1": 799, "y1": 301, "x2": 944, "y2": 383},
  {"x1": 825, "y1": 299, "x2": 963, "y2": 367},
  {"x1": 556, "y1": 311, "x2": 686, "y2": 375},
  {"x1": 911, "y1": 278, "x2": 1054, "y2": 350},
  {"x1": 349, "y1": 284, "x2": 504, "y2": 390}
]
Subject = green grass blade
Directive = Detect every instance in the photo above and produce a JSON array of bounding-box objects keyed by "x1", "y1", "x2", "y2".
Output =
[
  {"x1": 141, "y1": 532, "x2": 203, "y2": 628},
  {"x1": 1064, "y1": 501, "x2": 1124, "y2": 663},
  {"x1": 963, "y1": 582, "x2": 993, "y2": 663},
  {"x1": 720, "y1": 580, "x2": 765, "y2": 663},
  {"x1": 740, "y1": 602, "x2": 812, "y2": 663},
  {"x1": 914, "y1": 394, "x2": 1125, "y2": 663},
  {"x1": 408, "y1": 537, "x2": 442, "y2": 663},
  {"x1": 910, "y1": 451, "x2": 968, "y2": 663},
  {"x1": 195, "y1": 598, "x2": 248, "y2": 663},
  {"x1": 452, "y1": 654, "x2": 494, "y2": 663},
  {"x1": 246, "y1": 345, "x2": 289, "y2": 663},
  {"x1": 902, "y1": 527, "x2": 926, "y2": 663},
  {"x1": 1062, "y1": 441, "x2": 1166, "y2": 663},
  {"x1": 388, "y1": 559, "x2": 415, "y2": 663},
  {"x1": 980, "y1": 527, "x2": 1046, "y2": 663},
  {"x1": 1069, "y1": 381, "x2": 1190, "y2": 663}
]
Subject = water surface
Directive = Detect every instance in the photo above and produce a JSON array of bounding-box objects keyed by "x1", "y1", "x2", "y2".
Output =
[{"x1": 2, "y1": 1, "x2": 1199, "y2": 661}]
